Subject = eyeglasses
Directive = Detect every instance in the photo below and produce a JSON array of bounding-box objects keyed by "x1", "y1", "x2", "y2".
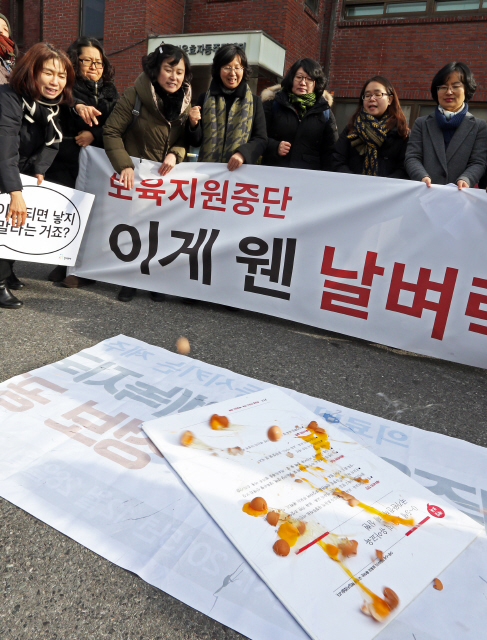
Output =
[
  {"x1": 79, "y1": 58, "x2": 104, "y2": 69},
  {"x1": 363, "y1": 91, "x2": 390, "y2": 100},
  {"x1": 437, "y1": 83, "x2": 463, "y2": 93},
  {"x1": 222, "y1": 65, "x2": 244, "y2": 73},
  {"x1": 295, "y1": 74, "x2": 315, "y2": 85}
]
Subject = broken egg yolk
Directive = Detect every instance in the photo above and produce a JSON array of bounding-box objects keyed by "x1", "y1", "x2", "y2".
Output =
[
  {"x1": 210, "y1": 414, "x2": 229, "y2": 430},
  {"x1": 242, "y1": 497, "x2": 268, "y2": 516},
  {"x1": 278, "y1": 522, "x2": 300, "y2": 547},
  {"x1": 298, "y1": 423, "x2": 331, "y2": 461},
  {"x1": 180, "y1": 431, "x2": 194, "y2": 446}
]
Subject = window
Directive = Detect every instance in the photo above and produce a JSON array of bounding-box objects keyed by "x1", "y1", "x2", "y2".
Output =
[
  {"x1": 80, "y1": 0, "x2": 105, "y2": 40},
  {"x1": 305, "y1": 0, "x2": 320, "y2": 12},
  {"x1": 344, "y1": 0, "x2": 486, "y2": 19}
]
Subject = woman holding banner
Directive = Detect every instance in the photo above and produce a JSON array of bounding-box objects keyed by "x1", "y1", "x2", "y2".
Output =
[
  {"x1": 332, "y1": 76, "x2": 409, "y2": 179},
  {"x1": 103, "y1": 43, "x2": 192, "y2": 303},
  {"x1": 46, "y1": 36, "x2": 119, "y2": 287},
  {"x1": 187, "y1": 44, "x2": 267, "y2": 170},
  {"x1": 0, "y1": 42, "x2": 74, "y2": 308},
  {"x1": 405, "y1": 62, "x2": 487, "y2": 188},
  {"x1": 261, "y1": 58, "x2": 337, "y2": 171}
]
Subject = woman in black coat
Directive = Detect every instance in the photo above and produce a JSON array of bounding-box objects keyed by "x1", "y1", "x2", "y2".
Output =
[
  {"x1": 46, "y1": 37, "x2": 119, "y2": 286},
  {"x1": 0, "y1": 42, "x2": 74, "y2": 308},
  {"x1": 187, "y1": 44, "x2": 267, "y2": 170},
  {"x1": 333, "y1": 76, "x2": 409, "y2": 179},
  {"x1": 262, "y1": 58, "x2": 338, "y2": 171}
]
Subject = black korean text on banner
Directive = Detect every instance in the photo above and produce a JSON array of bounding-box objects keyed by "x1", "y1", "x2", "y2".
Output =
[
  {"x1": 237, "y1": 237, "x2": 297, "y2": 300},
  {"x1": 109, "y1": 224, "x2": 220, "y2": 285},
  {"x1": 0, "y1": 185, "x2": 81, "y2": 255}
]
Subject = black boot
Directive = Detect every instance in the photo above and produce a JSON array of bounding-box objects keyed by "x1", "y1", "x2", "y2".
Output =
[
  {"x1": 0, "y1": 279, "x2": 23, "y2": 308},
  {"x1": 6, "y1": 271, "x2": 25, "y2": 290},
  {"x1": 118, "y1": 286, "x2": 136, "y2": 302}
]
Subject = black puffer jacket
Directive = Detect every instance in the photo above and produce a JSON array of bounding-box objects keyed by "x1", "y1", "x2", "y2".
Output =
[
  {"x1": 0, "y1": 84, "x2": 60, "y2": 193},
  {"x1": 261, "y1": 86, "x2": 338, "y2": 171},
  {"x1": 333, "y1": 126, "x2": 409, "y2": 179},
  {"x1": 46, "y1": 77, "x2": 119, "y2": 188}
]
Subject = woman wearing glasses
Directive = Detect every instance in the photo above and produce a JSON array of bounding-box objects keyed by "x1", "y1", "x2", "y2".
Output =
[
  {"x1": 46, "y1": 37, "x2": 119, "y2": 286},
  {"x1": 262, "y1": 58, "x2": 338, "y2": 171},
  {"x1": 405, "y1": 62, "x2": 487, "y2": 188},
  {"x1": 333, "y1": 76, "x2": 408, "y2": 179},
  {"x1": 187, "y1": 44, "x2": 267, "y2": 170}
]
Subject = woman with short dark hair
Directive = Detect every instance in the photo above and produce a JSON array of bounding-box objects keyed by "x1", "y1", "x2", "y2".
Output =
[
  {"x1": 103, "y1": 42, "x2": 192, "y2": 303},
  {"x1": 333, "y1": 75, "x2": 409, "y2": 179},
  {"x1": 405, "y1": 61, "x2": 487, "y2": 188},
  {"x1": 0, "y1": 42, "x2": 74, "y2": 308},
  {"x1": 262, "y1": 57, "x2": 337, "y2": 171},
  {"x1": 187, "y1": 44, "x2": 267, "y2": 170},
  {"x1": 46, "y1": 36, "x2": 119, "y2": 287}
]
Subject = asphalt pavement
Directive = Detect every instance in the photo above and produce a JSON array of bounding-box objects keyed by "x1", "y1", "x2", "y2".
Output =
[{"x1": 1, "y1": 261, "x2": 486, "y2": 640}]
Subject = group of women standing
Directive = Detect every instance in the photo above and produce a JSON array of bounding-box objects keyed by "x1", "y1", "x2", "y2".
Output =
[{"x1": 1, "y1": 25, "x2": 486, "y2": 309}]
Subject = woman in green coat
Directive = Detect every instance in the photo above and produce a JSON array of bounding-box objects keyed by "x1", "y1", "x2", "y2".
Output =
[{"x1": 103, "y1": 43, "x2": 192, "y2": 303}]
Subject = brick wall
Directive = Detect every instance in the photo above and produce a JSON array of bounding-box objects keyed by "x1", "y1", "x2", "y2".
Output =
[
  {"x1": 43, "y1": 0, "x2": 79, "y2": 52},
  {"x1": 184, "y1": 0, "x2": 326, "y2": 73},
  {"x1": 328, "y1": 3, "x2": 487, "y2": 102}
]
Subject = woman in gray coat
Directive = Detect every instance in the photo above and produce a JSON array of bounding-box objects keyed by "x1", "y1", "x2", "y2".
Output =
[{"x1": 405, "y1": 62, "x2": 487, "y2": 189}]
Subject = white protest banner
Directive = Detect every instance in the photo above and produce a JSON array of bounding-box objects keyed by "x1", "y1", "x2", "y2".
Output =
[
  {"x1": 143, "y1": 388, "x2": 480, "y2": 640},
  {"x1": 0, "y1": 336, "x2": 486, "y2": 640},
  {"x1": 74, "y1": 148, "x2": 487, "y2": 370},
  {"x1": 0, "y1": 174, "x2": 94, "y2": 265}
]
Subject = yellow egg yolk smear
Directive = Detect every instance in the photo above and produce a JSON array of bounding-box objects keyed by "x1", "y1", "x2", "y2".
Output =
[
  {"x1": 242, "y1": 502, "x2": 268, "y2": 517},
  {"x1": 298, "y1": 426, "x2": 331, "y2": 461},
  {"x1": 278, "y1": 522, "x2": 300, "y2": 547},
  {"x1": 318, "y1": 540, "x2": 392, "y2": 619}
]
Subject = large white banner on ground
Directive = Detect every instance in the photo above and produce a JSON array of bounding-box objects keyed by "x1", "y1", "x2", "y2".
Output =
[
  {"x1": 74, "y1": 148, "x2": 487, "y2": 369},
  {"x1": 0, "y1": 336, "x2": 486, "y2": 640},
  {"x1": 0, "y1": 174, "x2": 94, "y2": 265},
  {"x1": 144, "y1": 388, "x2": 481, "y2": 640}
]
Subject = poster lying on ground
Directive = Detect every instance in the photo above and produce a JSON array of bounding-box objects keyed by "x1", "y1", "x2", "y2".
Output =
[
  {"x1": 143, "y1": 388, "x2": 481, "y2": 640},
  {"x1": 73, "y1": 147, "x2": 487, "y2": 369},
  {"x1": 0, "y1": 174, "x2": 94, "y2": 265},
  {"x1": 0, "y1": 335, "x2": 486, "y2": 640}
]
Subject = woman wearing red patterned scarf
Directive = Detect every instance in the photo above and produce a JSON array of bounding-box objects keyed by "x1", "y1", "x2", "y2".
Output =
[{"x1": 0, "y1": 13, "x2": 17, "y2": 85}]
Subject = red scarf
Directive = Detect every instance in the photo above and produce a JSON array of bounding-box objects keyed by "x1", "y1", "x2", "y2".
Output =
[{"x1": 0, "y1": 34, "x2": 15, "y2": 60}]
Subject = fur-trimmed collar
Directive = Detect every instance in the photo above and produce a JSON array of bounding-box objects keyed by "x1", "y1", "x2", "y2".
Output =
[{"x1": 261, "y1": 83, "x2": 333, "y2": 107}]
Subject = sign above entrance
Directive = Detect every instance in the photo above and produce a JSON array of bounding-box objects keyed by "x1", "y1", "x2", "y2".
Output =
[{"x1": 147, "y1": 30, "x2": 286, "y2": 77}]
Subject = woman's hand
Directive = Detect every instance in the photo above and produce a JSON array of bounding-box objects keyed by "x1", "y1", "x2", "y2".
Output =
[
  {"x1": 188, "y1": 106, "x2": 201, "y2": 128},
  {"x1": 75, "y1": 131, "x2": 95, "y2": 147},
  {"x1": 75, "y1": 104, "x2": 102, "y2": 127},
  {"x1": 421, "y1": 176, "x2": 432, "y2": 187},
  {"x1": 278, "y1": 141, "x2": 291, "y2": 156},
  {"x1": 34, "y1": 174, "x2": 44, "y2": 185},
  {"x1": 457, "y1": 180, "x2": 469, "y2": 190},
  {"x1": 227, "y1": 152, "x2": 245, "y2": 171},
  {"x1": 119, "y1": 168, "x2": 134, "y2": 190},
  {"x1": 158, "y1": 153, "x2": 177, "y2": 176},
  {"x1": 7, "y1": 191, "x2": 27, "y2": 227}
]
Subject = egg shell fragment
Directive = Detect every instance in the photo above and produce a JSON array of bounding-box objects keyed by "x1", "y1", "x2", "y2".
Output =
[{"x1": 273, "y1": 539, "x2": 290, "y2": 557}]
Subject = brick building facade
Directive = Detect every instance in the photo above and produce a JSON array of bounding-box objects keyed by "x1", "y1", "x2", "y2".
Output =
[{"x1": 1, "y1": 0, "x2": 486, "y2": 128}]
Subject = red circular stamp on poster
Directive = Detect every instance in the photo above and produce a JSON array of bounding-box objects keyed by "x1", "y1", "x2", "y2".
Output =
[{"x1": 427, "y1": 504, "x2": 445, "y2": 518}]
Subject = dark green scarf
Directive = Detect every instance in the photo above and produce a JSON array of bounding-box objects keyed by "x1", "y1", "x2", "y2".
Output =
[
  {"x1": 348, "y1": 109, "x2": 389, "y2": 176},
  {"x1": 199, "y1": 83, "x2": 254, "y2": 163},
  {"x1": 288, "y1": 92, "x2": 316, "y2": 118}
]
